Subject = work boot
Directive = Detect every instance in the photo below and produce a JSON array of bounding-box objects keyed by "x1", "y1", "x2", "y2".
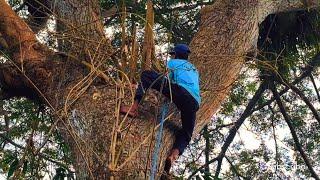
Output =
[
  {"x1": 164, "y1": 148, "x2": 180, "y2": 174},
  {"x1": 120, "y1": 100, "x2": 139, "y2": 117}
]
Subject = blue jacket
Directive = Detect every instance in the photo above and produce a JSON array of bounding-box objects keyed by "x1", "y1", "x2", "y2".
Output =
[{"x1": 167, "y1": 59, "x2": 201, "y2": 105}]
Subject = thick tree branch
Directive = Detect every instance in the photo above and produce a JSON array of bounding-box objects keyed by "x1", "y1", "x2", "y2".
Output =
[
  {"x1": 0, "y1": 1, "x2": 56, "y2": 103},
  {"x1": 0, "y1": 0, "x2": 44, "y2": 62},
  {"x1": 270, "y1": 81, "x2": 320, "y2": 180},
  {"x1": 190, "y1": 1, "x2": 320, "y2": 148}
]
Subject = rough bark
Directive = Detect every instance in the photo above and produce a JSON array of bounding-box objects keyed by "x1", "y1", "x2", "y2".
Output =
[
  {"x1": 189, "y1": 0, "x2": 260, "y2": 133},
  {"x1": 0, "y1": 0, "x2": 54, "y2": 100},
  {"x1": 0, "y1": 0, "x2": 45, "y2": 62},
  {"x1": 189, "y1": 0, "x2": 319, "y2": 139},
  {"x1": 0, "y1": 0, "x2": 319, "y2": 179}
]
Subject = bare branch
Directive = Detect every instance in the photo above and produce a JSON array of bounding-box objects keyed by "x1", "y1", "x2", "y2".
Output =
[
  {"x1": 270, "y1": 81, "x2": 320, "y2": 180},
  {"x1": 188, "y1": 81, "x2": 268, "y2": 179},
  {"x1": 276, "y1": 78, "x2": 320, "y2": 124},
  {"x1": 203, "y1": 125, "x2": 210, "y2": 174},
  {"x1": 269, "y1": 104, "x2": 283, "y2": 179},
  {"x1": 187, "y1": 156, "x2": 220, "y2": 179},
  {"x1": 214, "y1": 157, "x2": 223, "y2": 178},
  {"x1": 214, "y1": 81, "x2": 268, "y2": 177},
  {"x1": 309, "y1": 74, "x2": 320, "y2": 103},
  {"x1": 225, "y1": 156, "x2": 246, "y2": 179},
  {"x1": 208, "y1": 123, "x2": 234, "y2": 133}
]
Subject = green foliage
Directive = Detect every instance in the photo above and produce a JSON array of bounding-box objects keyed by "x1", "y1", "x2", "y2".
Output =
[
  {"x1": 0, "y1": 99, "x2": 73, "y2": 179},
  {"x1": 2, "y1": 0, "x2": 320, "y2": 179},
  {"x1": 102, "y1": 0, "x2": 210, "y2": 45},
  {"x1": 7, "y1": 157, "x2": 18, "y2": 178},
  {"x1": 8, "y1": 0, "x2": 22, "y2": 7}
]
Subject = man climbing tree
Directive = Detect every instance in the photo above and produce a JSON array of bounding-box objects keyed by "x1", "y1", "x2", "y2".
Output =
[
  {"x1": 1, "y1": 0, "x2": 320, "y2": 179},
  {"x1": 120, "y1": 44, "x2": 201, "y2": 173}
]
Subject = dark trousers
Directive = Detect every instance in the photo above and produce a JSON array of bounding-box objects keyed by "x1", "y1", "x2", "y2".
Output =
[{"x1": 135, "y1": 70, "x2": 199, "y2": 155}]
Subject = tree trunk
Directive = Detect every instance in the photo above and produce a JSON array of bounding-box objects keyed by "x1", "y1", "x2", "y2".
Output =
[{"x1": 0, "y1": 0, "x2": 319, "y2": 179}]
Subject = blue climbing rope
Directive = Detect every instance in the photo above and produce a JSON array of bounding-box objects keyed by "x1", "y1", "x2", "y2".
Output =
[
  {"x1": 150, "y1": 7, "x2": 174, "y2": 180},
  {"x1": 150, "y1": 101, "x2": 169, "y2": 180}
]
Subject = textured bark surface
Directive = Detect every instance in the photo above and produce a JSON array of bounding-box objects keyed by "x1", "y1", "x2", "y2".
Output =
[
  {"x1": 0, "y1": 0, "x2": 49, "y2": 64},
  {"x1": 190, "y1": 0, "x2": 260, "y2": 133},
  {"x1": 189, "y1": 0, "x2": 320, "y2": 139},
  {"x1": 0, "y1": 0, "x2": 319, "y2": 179}
]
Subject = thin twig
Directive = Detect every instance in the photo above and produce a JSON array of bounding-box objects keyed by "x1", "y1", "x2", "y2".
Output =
[
  {"x1": 269, "y1": 104, "x2": 281, "y2": 178},
  {"x1": 225, "y1": 156, "x2": 246, "y2": 179}
]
